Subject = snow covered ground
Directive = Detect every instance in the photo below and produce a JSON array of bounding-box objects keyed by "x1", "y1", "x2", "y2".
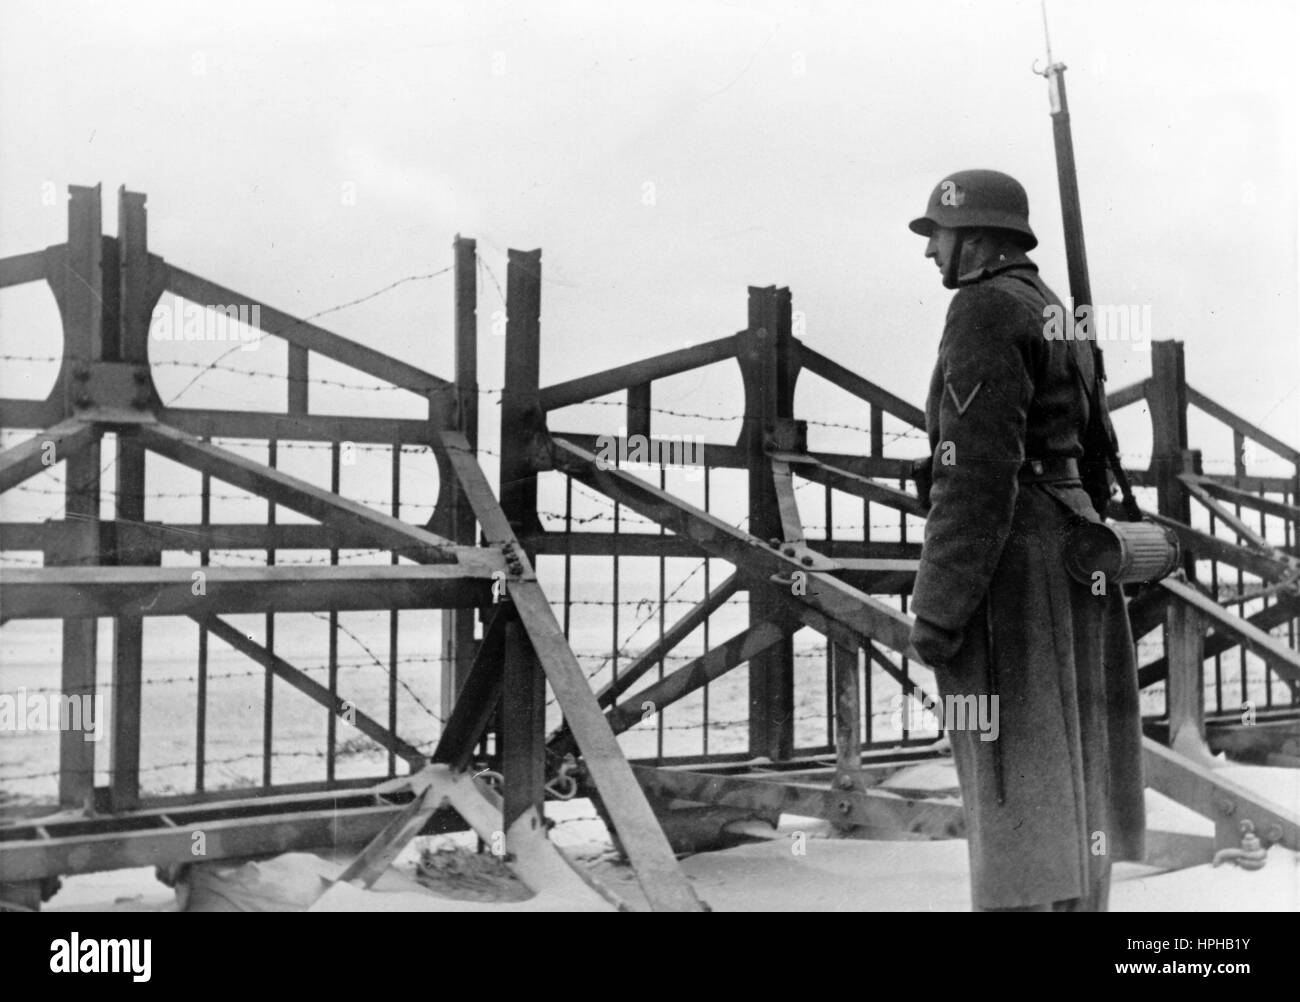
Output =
[{"x1": 40, "y1": 764, "x2": 1299, "y2": 913}]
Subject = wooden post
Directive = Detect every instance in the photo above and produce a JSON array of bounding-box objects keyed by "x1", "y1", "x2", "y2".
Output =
[
  {"x1": 627, "y1": 382, "x2": 651, "y2": 441},
  {"x1": 108, "y1": 187, "x2": 158, "y2": 811},
  {"x1": 498, "y1": 248, "x2": 545, "y2": 825},
  {"x1": 1149, "y1": 340, "x2": 1190, "y2": 525},
  {"x1": 1166, "y1": 597, "x2": 1211, "y2": 764},
  {"x1": 501, "y1": 617, "x2": 545, "y2": 831},
  {"x1": 742, "y1": 286, "x2": 796, "y2": 760},
  {"x1": 499, "y1": 249, "x2": 543, "y2": 541},
  {"x1": 439, "y1": 236, "x2": 479, "y2": 721},
  {"x1": 52, "y1": 185, "x2": 103, "y2": 809},
  {"x1": 831, "y1": 642, "x2": 862, "y2": 830},
  {"x1": 287, "y1": 345, "x2": 308, "y2": 415}
]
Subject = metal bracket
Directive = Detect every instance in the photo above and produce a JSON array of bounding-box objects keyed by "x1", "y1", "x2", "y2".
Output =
[
  {"x1": 66, "y1": 361, "x2": 159, "y2": 423},
  {"x1": 763, "y1": 417, "x2": 807, "y2": 456}
]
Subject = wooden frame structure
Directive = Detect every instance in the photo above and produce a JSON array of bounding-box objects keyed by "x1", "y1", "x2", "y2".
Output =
[{"x1": 1, "y1": 184, "x2": 1298, "y2": 910}]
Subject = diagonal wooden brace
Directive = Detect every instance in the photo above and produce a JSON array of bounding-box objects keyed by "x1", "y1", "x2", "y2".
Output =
[
  {"x1": 197, "y1": 614, "x2": 426, "y2": 769},
  {"x1": 433, "y1": 429, "x2": 705, "y2": 912},
  {"x1": 135, "y1": 422, "x2": 458, "y2": 560},
  {"x1": 0, "y1": 419, "x2": 98, "y2": 494}
]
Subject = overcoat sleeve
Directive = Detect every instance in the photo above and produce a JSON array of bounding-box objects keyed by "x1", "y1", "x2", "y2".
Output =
[{"x1": 910, "y1": 286, "x2": 1037, "y2": 636}]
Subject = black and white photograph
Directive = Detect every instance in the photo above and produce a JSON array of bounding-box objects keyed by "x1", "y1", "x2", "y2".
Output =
[{"x1": 0, "y1": 0, "x2": 1296, "y2": 956}]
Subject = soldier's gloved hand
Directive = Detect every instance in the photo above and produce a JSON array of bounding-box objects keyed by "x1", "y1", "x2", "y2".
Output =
[
  {"x1": 910, "y1": 455, "x2": 934, "y2": 512},
  {"x1": 909, "y1": 616, "x2": 963, "y2": 669}
]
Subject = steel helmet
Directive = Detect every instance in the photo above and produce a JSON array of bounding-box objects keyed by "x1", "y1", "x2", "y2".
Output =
[{"x1": 909, "y1": 169, "x2": 1038, "y2": 250}]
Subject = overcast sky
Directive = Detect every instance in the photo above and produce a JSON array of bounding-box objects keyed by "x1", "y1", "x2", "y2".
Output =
[{"x1": 2, "y1": 0, "x2": 1296, "y2": 486}]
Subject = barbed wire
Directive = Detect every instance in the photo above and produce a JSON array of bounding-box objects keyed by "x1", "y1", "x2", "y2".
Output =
[
  {"x1": 0, "y1": 745, "x2": 402, "y2": 785},
  {"x1": 10, "y1": 264, "x2": 458, "y2": 524},
  {"x1": 163, "y1": 265, "x2": 456, "y2": 406},
  {"x1": 306, "y1": 610, "x2": 443, "y2": 724}
]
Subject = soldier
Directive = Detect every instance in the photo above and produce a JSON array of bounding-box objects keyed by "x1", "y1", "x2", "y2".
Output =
[{"x1": 906, "y1": 169, "x2": 1145, "y2": 912}]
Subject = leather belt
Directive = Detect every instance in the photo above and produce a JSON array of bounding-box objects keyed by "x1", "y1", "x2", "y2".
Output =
[{"x1": 1018, "y1": 456, "x2": 1079, "y2": 483}]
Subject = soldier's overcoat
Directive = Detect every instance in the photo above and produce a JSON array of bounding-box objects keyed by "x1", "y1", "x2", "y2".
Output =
[{"x1": 909, "y1": 252, "x2": 1146, "y2": 910}]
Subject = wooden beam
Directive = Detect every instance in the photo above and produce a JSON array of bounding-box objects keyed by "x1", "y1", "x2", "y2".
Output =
[
  {"x1": 0, "y1": 397, "x2": 65, "y2": 431},
  {"x1": 604, "y1": 621, "x2": 792, "y2": 736},
  {"x1": 796, "y1": 343, "x2": 926, "y2": 429},
  {"x1": 592, "y1": 572, "x2": 740, "y2": 710},
  {"x1": 431, "y1": 606, "x2": 509, "y2": 771},
  {"x1": 546, "y1": 568, "x2": 738, "y2": 774},
  {"x1": 0, "y1": 793, "x2": 466, "y2": 883},
  {"x1": 539, "y1": 337, "x2": 737, "y2": 412},
  {"x1": 198, "y1": 614, "x2": 425, "y2": 768},
  {"x1": 1187, "y1": 385, "x2": 1300, "y2": 466},
  {"x1": 1159, "y1": 577, "x2": 1300, "y2": 685},
  {"x1": 1186, "y1": 477, "x2": 1300, "y2": 524},
  {"x1": 549, "y1": 431, "x2": 914, "y2": 480},
  {"x1": 2, "y1": 520, "x2": 458, "y2": 554},
  {"x1": 1144, "y1": 736, "x2": 1300, "y2": 850},
  {"x1": 771, "y1": 459, "x2": 804, "y2": 543},
  {"x1": 439, "y1": 234, "x2": 480, "y2": 723},
  {"x1": 166, "y1": 266, "x2": 452, "y2": 399},
  {"x1": 52, "y1": 187, "x2": 103, "y2": 813},
  {"x1": 437, "y1": 429, "x2": 703, "y2": 911},
  {"x1": 331, "y1": 784, "x2": 442, "y2": 889},
  {"x1": 502, "y1": 617, "x2": 546, "y2": 831},
  {"x1": 107, "y1": 186, "x2": 157, "y2": 813},
  {"x1": 1, "y1": 564, "x2": 499, "y2": 620},
  {"x1": 160, "y1": 407, "x2": 437, "y2": 445},
  {"x1": 626, "y1": 382, "x2": 651, "y2": 440},
  {"x1": 523, "y1": 531, "x2": 922, "y2": 561},
  {"x1": 1106, "y1": 378, "x2": 1150, "y2": 412},
  {"x1": 287, "y1": 345, "x2": 309, "y2": 415},
  {"x1": 551, "y1": 437, "x2": 917, "y2": 656},
  {"x1": 499, "y1": 248, "x2": 544, "y2": 538},
  {"x1": 1165, "y1": 598, "x2": 1213, "y2": 764},
  {"x1": 508, "y1": 583, "x2": 704, "y2": 910},
  {"x1": 631, "y1": 765, "x2": 962, "y2": 837},
  {"x1": 785, "y1": 452, "x2": 926, "y2": 517},
  {"x1": 0, "y1": 420, "x2": 97, "y2": 494},
  {"x1": 1140, "y1": 593, "x2": 1300, "y2": 687},
  {"x1": 1144, "y1": 510, "x2": 1295, "y2": 583},
  {"x1": 832, "y1": 641, "x2": 862, "y2": 821},
  {"x1": 742, "y1": 288, "x2": 795, "y2": 760},
  {"x1": 1149, "y1": 341, "x2": 1190, "y2": 526},
  {"x1": 135, "y1": 422, "x2": 458, "y2": 560},
  {"x1": 0, "y1": 248, "x2": 49, "y2": 288},
  {"x1": 1180, "y1": 475, "x2": 1274, "y2": 552}
]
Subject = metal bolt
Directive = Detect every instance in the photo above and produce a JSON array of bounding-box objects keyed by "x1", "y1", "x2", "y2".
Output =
[
  {"x1": 768, "y1": 538, "x2": 780, "y2": 548},
  {"x1": 74, "y1": 393, "x2": 92, "y2": 408},
  {"x1": 837, "y1": 800, "x2": 851, "y2": 815},
  {"x1": 801, "y1": 555, "x2": 814, "y2": 567},
  {"x1": 783, "y1": 547, "x2": 795, "y2": 558},
  {"x1": 837, "y1": 775, "x2": 854, "y2": 791}
]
